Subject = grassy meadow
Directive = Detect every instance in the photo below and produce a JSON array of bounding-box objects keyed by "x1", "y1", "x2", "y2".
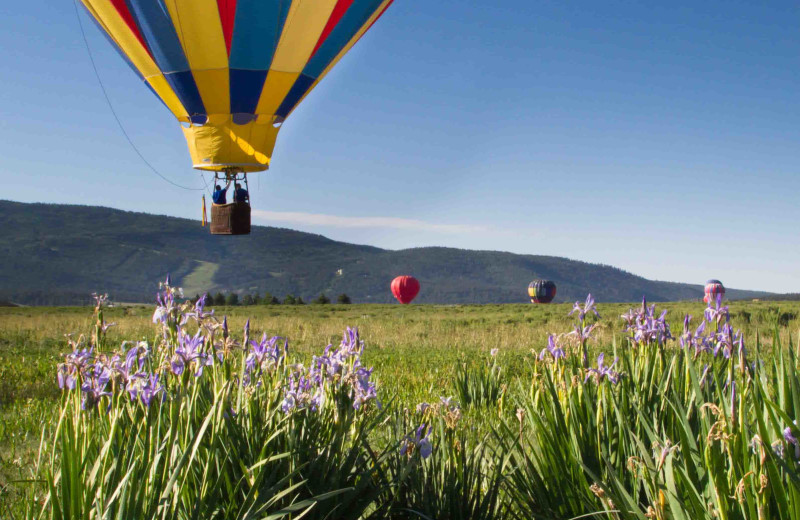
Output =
[{"x1": 1, "y1": 295, "x2": 799, "y2": 518}]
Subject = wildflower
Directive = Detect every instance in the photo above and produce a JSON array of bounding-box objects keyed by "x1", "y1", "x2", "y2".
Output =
[
  {"x1": 340, "y1": 327, "x2": 364, "y2": 356},
  {"x1": 109, "y1": 343, "x2": 146, "y2": 386},
  {"x1": 57, "y1": 346, "x2": 94, "y2": 390},
  {"x1": 92, "y1": 292, "x2": 110, "y2": 309},
  {"x1": 623, "y1": 298, "x2": 673, "y2": 346},
  {"x1": 153, "y1": 278, "x2": 184, "y2": 328},
  {"x1": 401, "y1": 424, "x2": 433, "y2": 459},
  {"x1": 172, "y1": 330, "x2": 212, "y2": 377},
  {"x1": 245, "y1": 333, "x2": 284, "y2": 375},
  {"x1": 129, "y1": 373, "x2": 164, "y2": 407},
  {"x1": 490, "y1": 348, "x2": 499, "y2": 357},
  {"x1": 351, "y1": 366, "x2": 379, "y2": 410},
  {"x1": 416, "y1": 402, "x2": 431, "y2": 414},
  {"x1": 80, "y1": 362, "x2": 112, "y2": 410},
  {"x1": 569, "y1": 323, "x2": 597, "y2": 343},
  {"x1": 152, "y1": 306, "x2": 167, "y2": 324},
  {"x1": 569, "y1": 294, "x2": 600, "y2": 321},
  {"x1": 281, "y1": 374, "x2": 323, "y2": 413},
  {"x1": 99, "y1": 321, "x2": 116, "y2": 333},
  {"x1": 539, "y1": 334, "x2": 565, "y2": 361},
  {"x1": 139, "y1": 374, "x2": 164, "y2": 406},
  {"x1": 704, "y1": 295, "x2": 729, "y2": 327},
  {"x1": 585, "y1": 353, "x2": 621, "y2": 384},
  {"x1": 182, "y1": 294, "x2": 214, "y2": 324},
  {"x1": 680, "y1": 317, "x2": 711, "y2": 356},
  {"x1": 713, "y1": 324, "x2": 735, "y2": 358},
  {"x1": 784, "y1": 425, "x2": 800, "y2": 459}
]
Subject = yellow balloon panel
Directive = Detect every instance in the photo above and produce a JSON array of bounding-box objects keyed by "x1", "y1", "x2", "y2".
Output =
[
  {"x1": 182, "y1": 118, "x2": 280, "y2": 172},
  {"x1": 79, "y1": 0, "x2": 394, "y2": 171}
]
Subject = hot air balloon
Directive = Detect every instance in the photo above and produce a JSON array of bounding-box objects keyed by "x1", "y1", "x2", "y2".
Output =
[
  {"x1": 391, "y1": 276, "x2": 420, "y2": 304},
  {"x1": 704, "y1": 279, "x2": 725, "y2": 304},
  {"x1": 77, "y1": 0, "x2": 394, "y2": 234},
  {"x1": 528, "y1": 280, "x2": 556, "y2": 304}
]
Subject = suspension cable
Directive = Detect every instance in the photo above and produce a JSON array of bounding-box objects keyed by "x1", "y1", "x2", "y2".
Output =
[{"x1": 72, "y1": 0, "x2": 204, "y2": 192}]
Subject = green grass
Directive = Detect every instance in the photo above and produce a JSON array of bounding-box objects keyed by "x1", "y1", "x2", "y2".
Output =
[
  {"x1": 180, "y1": 260, "x2": 220, "y2": 297},
  {"x1": 1, "y1": 298, "x2": 800, "y2": 517}
]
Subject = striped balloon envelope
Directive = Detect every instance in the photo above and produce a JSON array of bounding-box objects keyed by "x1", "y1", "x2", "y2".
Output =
[
  {"x1": 703, "y1": 279, "x2": 725, "y2": 304},
  {"x1": 79, "y1": 0, "x2": 394, "y2": 172},
  {"x1": 528, "y1": 280, "x2": 556, "y2": 304}
]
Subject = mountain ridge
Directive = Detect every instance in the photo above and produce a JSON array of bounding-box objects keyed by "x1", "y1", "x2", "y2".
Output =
[{"x1": 0, "y1": 200, "x2": 770, "y2": 305}]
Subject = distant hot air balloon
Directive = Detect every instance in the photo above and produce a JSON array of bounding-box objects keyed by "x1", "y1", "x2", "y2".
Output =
[
  {"x1": 391, "y1": 276, "x2": 420, "y2": 304},
  {"x1": 704, "y1": 279, "x2": 725, "y2": 303},
  {"x1": 76, "y1": 0, "x2": 394, "y2": 234},
  {"x1": 528, "y1": 280, "x2": 557, "y2": 304}
]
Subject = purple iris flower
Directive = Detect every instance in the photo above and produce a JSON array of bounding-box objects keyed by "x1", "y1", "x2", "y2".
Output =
[
  {"x1": 172, "y1": 331, "x2": 210, "y2": 377},
  {"x1": 183, "y1": 294, "x2": 214, "y2": 324},
  {"x1": 281, "y1": 374, "x2": 322, "y2": 413},
  {"x1": 539, "y1": 334, "x2": 565, "y2": 361},
  {"x1": 704, "y1": 297, "x2": 729, "y2": 327},
  {"x1": 585, "y1": 353, "x2": 621, "y2": 384},
  {"x1": 246, "y1": 333, "x2": 284, "y2": 375},
  {"x1": 80, "y1": 363, "x2": 112, "y2": 410},
  {"x1": 352, "y1": 366, "x2": 379, "y2": 410},
  {"x1": 569, "y1": 294, "x2": 600, "y2": 321},
  {"x1": 679, "y1": 318, "x2": 711, "y2": 356},
  {"x1": 401, "y1": 424, "x2": 433, "y2": 459},
  {"x1": 570, "y1": 323, "x2": 597, "y2": 343},
  {"x1": 622, "y1": 300, "x2": 673, "y2": 346},
  {"x1": 784, "y1": 425, "x2": 800, "y2": 459},
  {"x1": 57, "y1": 347, "x2": 95, "y2": 390},
  {"x1": 340, "y1": 327, "x2": 364, "y2": 356},
  {"x1": 109, "y1": 345, "x2": 142, "y2": 386},
  {"x1": 139, "y1": 374, "x2": 164, "y2": 407},
  {"x1": 713, "y1": 324, "x2": 737, "y2": 359}
]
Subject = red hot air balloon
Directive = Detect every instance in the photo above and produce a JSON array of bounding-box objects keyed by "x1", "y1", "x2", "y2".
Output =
[{"x1": 391, "y1": 276, "x2": 420, "y2": 304}]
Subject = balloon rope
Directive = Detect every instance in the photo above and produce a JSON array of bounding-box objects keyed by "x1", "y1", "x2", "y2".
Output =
[{"x1": 72, "y1": 0, "x2": 204, "y2": 192}]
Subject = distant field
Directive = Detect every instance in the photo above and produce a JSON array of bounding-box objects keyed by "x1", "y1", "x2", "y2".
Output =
[
  {"x1": 1, "y1": 299, "x2": 799, "y2": 516},
  {"x1": 0, "y1": 299, "x2": 798, "y2": 405}
]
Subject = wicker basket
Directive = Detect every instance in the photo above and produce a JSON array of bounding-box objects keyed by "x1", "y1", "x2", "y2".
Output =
[{"x1": 210, "y1": 203, "x2": 251, "y2": 235}]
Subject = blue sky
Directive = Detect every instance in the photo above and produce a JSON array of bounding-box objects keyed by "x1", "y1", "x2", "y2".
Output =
[{"x1": 2, "y1": 1, "x2": 799, "y2": 292}]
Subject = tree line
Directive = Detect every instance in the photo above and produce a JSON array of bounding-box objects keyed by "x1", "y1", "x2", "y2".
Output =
[{"x1": 192, "y1": 292, "x2": 351, "y2": 306}]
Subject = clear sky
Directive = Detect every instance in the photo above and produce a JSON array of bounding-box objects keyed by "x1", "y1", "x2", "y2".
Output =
[{"x1": 2, "y1": 1, "x2": 799, "y2": 292}]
